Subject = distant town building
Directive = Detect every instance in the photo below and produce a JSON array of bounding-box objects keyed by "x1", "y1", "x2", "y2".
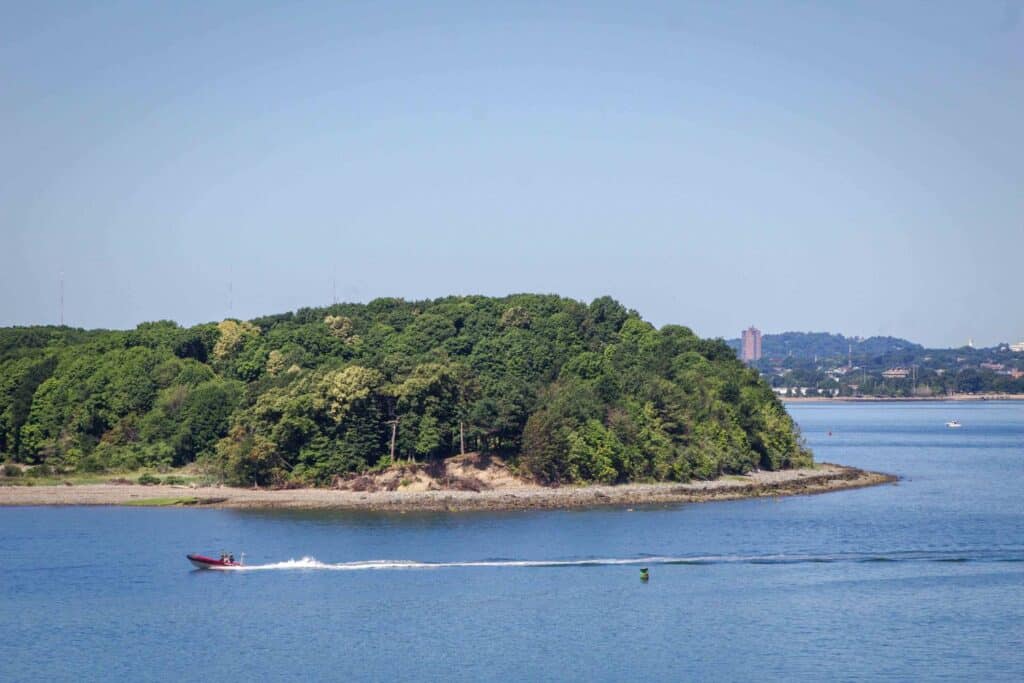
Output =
[
  {"x1": 1010, "y1": 341, "x2": 1024, "y2": 353},
  {"x1": 980, "y1": 362, "x2": 1005, "y2": 371},
  {"x1": 740, "y1": 326, "x2": 762, "y2": 362},
  {"x1": 882, "y1": 367, "x2": 910, "y2": 379}
]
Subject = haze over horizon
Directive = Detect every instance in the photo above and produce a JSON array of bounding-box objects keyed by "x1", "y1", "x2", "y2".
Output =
[{"x1": 3, "y1": 1, "x2": 1022, "y2": 347}]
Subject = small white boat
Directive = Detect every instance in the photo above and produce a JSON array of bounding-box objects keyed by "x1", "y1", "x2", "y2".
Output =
[{"x1": 946, "y1": 420, "x2": 961, "y2": 429}]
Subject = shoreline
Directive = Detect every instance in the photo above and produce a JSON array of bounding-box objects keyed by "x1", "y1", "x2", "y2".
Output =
[
  {"x1": 783, "y1": 394, "x2": 1024, "y2": 403},
  {"x1": 0, "y1": 463, "x2": 895, "y2": 512}
]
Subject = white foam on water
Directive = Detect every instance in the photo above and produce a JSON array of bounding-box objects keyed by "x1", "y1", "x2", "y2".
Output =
[
  {"x1": 226, "y1": 548, "x2": 1024, "y2": 571},
  {"x1": 235, "y1": 557, "x2": 426, "y2": 571},
  {"x1": 233, "y1": 555, "x2": 702, "y2": 571}
]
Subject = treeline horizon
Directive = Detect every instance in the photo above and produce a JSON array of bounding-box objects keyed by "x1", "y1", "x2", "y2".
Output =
[
  {"x1": 727, "y1": 332, "x2": 1024, "y2": 396},
  {"x1": 728, "y1": 330, "x2": 1024, "y2": 356},
  {"x1": 0, "y1": 294, "x2": 810, "y2": 486}
]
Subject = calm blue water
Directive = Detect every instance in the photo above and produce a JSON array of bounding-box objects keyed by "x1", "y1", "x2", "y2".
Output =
[{"x1": 2, "y1": 402, "x2": 1023, "y2": 681}]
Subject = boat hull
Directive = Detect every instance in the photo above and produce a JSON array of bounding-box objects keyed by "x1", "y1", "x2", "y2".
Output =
[{"x1": 187, "y1": 554, "x2": 240, "y2": 570}]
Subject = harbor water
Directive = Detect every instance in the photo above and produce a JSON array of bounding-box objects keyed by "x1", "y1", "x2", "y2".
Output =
[{"x1": 1, "y1": 401, "x2": 1022, "y2": 681}]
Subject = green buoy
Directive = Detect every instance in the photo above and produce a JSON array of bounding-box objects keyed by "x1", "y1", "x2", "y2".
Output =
[{"x1": 640, "y1": 567, "x2": 649, "y2": 582}]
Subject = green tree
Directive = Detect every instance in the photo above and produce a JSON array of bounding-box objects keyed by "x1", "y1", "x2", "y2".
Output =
[{"x1": 1, "y1": 294, "x2": 812, "y2": 483}]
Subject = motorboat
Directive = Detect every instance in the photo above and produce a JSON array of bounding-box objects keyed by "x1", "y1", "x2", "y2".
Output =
[
  {"x1": 187, "y1": 553, "x2": 243, "y2": 570},
  {"x1": 946, "y1": 420, "x2": 962, "y2": 429}
]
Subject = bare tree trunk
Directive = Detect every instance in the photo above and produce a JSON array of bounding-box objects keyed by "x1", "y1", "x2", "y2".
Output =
[{"x1": 389, "y1": 419, "x2": 398, "y2": 464}]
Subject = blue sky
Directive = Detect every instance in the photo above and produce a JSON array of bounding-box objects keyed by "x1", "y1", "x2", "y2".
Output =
[{"x1": 2, "y1": 1, "x2": 1021, "y2": 347}]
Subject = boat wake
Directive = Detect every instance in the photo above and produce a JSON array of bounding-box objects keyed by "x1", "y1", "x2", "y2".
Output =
[{"x1": 230, "y1": 549, "x2": 1024, "y2": 571}]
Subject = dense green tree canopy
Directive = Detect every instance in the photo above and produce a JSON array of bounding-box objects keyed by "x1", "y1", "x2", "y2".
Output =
[{"x1": 0, "y1": 295, "x2": 810, "y2": 485}]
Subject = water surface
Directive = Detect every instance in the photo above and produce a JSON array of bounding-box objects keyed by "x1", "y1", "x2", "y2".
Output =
[{"x1": 2, "y1": 401, "x2": 1022, "y2": 681}]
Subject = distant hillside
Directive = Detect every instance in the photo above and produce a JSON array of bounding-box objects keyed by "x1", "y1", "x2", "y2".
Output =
[
  {"x1": 726, "y1": 330, "x2": 1024, "y2": 397},
  {"x1": 727, "y1": 332, "x2": 922, "y2": 360}
]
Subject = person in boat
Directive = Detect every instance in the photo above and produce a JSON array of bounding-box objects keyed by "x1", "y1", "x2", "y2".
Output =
[{"x1": 228, "y1": 554, "x2": 235, "y2": 564}]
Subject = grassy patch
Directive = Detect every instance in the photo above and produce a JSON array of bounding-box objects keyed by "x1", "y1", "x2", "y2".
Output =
[
  {"x1": 2, "y1": 473, "x2": 116, "y2": 486},
  {"x1": 1, "y1": 467, "x2": 205, "y2": 487},
  {"x1": 121, "y1": 496, "x2": 200, "y2": 507}
]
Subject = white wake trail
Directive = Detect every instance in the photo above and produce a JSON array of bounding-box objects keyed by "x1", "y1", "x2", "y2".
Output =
[
  {"x1": 224, "y1": 548, "x2": 1024, "y2": 571},
  {"x1": 233, "y1": 555, "x2": 732, "y2": 571}
]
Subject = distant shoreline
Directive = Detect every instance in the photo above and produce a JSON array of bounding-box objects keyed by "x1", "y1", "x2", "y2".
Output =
[
  {"x1": 783, "y1": 394, "x2": 1024, "y2": 403},
  {"x1": 0, "y1": 464, "x2": 895, "y2": 512}
]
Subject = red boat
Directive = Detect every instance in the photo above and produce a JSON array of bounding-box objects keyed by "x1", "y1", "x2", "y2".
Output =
[{"x1": 187, "y1": 553, "x2": 243, "y2": 570}]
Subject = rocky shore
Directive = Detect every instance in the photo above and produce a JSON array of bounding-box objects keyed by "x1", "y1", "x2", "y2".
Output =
[{"x1": 0, "y1": 463, "x2": 895, "y2": 512}]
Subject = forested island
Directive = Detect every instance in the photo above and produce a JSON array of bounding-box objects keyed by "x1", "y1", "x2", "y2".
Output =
[{"x1": 1, "y1": 295, "x2": 812, "y2": 491}]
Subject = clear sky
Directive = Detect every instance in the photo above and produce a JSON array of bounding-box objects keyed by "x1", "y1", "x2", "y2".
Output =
[{"x1": 2, "y1": 1, "x2": 1021, "y2": 347}]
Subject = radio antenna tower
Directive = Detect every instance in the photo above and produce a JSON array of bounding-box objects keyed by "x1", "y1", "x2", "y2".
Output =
[
  {"x1": 59, "y1": 271, "x2": 64, "y2": 326},
  {"x1": 332, "y1": 276, "x2": 337, "y2": 305}
]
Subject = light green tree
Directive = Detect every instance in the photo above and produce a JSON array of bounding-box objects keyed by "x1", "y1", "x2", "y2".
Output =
[{"x1": 315, "y1": 366, "x2": 384, "y2": 423}]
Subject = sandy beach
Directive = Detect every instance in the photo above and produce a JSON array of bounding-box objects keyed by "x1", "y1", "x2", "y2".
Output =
[{"x1": 0, "y1": 463, "x2": 894, "y2": 512}]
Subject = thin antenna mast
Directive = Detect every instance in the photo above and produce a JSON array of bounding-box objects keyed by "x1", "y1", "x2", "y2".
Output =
[{"x1": 59, "y1": 271, "x2": 64, "y2": 326}]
